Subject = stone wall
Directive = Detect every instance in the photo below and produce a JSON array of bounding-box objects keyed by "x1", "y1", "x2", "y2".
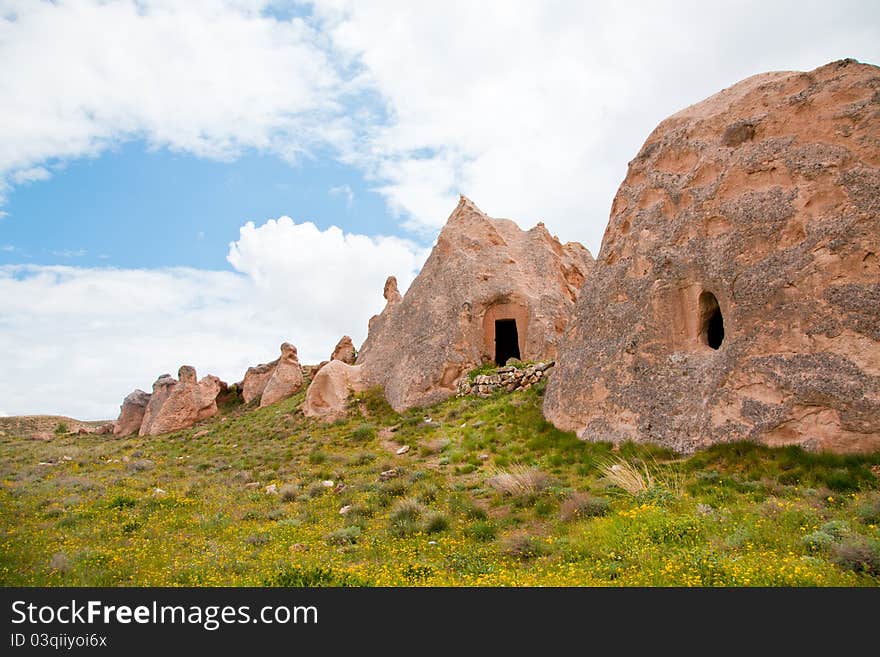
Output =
[{"x1": 457, "y1": 361, "x2": 555, "y2": 397}]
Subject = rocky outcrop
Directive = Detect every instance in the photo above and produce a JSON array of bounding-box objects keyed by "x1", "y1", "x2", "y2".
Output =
[
  {"x1": 113, "y1": 389, "x2": 151, "y2": 437},
  {"x1": 330, "y1": 336, "x2": 357, "y2": 365},
  {"x1": 357, "y1": 196, "x2": 593, "y2": 411},
  {"x1": 139, "y1": 366, "x2": 224, "y2": 436},
  {"x1": 544, "y1": 59, "x2": 880, "y2": 454},
  {"x1": 241, "y1": 360, "x2": 278, "y2": 404},
  {"x1": 457, "y1": 362, "x2": 555, "y2": 397},
  {"x1": 302, "y1": 360, "x2": 366, "y2": 420},
  {"x1": 260, "y1": 343, "x2": 305, "y2": 407}
]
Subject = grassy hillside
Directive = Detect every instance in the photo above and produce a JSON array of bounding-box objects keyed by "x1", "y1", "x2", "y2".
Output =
[{"x1": 2, "y1": 378, "x2": 879, "y2": 586}]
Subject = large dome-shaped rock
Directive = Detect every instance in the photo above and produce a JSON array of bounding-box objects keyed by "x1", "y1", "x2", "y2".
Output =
[
  {"x1": 302, "y1": 360, "x2": 366, "y2": 420},
  {"x1": 358, "y1": 196, "x2": 593, "y2": 411},
  {"x1": 260, "y1": 343, "x2": 305, "y2": 407},
  {"x1": 544, "y1": 59, "x2": 880, "y2": 454},
  {"x1": 139, "y1": 366, "x2": 224, "y2": 436},
  {"x1": 113, "y1": 389, "x2": 151, "y2": 437}
]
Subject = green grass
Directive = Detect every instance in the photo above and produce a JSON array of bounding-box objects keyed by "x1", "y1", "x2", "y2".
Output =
[{"x1": 1, "y1": 383, "x2": 879, "y2": 586}]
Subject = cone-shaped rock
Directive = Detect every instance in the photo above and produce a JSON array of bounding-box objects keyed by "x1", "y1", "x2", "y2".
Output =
[{"x1": 358, "y1": 196, "x2": 593, "y2": 411}]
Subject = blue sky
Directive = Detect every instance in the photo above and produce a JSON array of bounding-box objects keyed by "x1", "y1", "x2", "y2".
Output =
[
  {"x1": 1, "y1": 142, "x2": 400, "y2": 270},
  {"x1": 1, "y1": 0, "x2": 878, "y2": 419}
]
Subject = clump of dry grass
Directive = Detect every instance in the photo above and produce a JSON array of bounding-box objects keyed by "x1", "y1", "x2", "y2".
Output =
[
  {"x1": 600, "y1": 457, "x2": 655, "y2": 495},
  {"x1": 279, "y1": 483, "x2": 299, "y2": 502},
  {"x1": 598, "y1": 455, "x2": 685, "y2": 499},
  {"x1": 487, "y1": 465, "x2": 551, "y2": 497}
]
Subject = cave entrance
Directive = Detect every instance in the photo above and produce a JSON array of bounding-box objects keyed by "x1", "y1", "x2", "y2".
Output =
[
  {"x1": 495, "y1": 319, "x2": 520, "y2": 365},
  {"x1": 699, "y1": 291, "x2": 724, "y2": 350}
]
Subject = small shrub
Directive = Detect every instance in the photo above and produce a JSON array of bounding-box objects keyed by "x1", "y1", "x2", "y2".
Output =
[
  {"x1": 449, "y1": 495, "x2": 487, "y2": 520},
  {"x1": 389, "y1": 498, "x2": 425, "y2": 537},
  {"x1": 308, "y1": 450, "x2": 327, "y2": 464},
  {"x1": 108, "y1": 495, "x2": 137, "y2": 510},
  {"x1": 466, "y1": 520, "x2": 496, "y2": 542},
  {"x1": 326, "y1": 525, "x2": 362, "y2": 546},
  {"x1": 856, "y1": 494, "x2": 880, "y2": 525},
  {"x1": 264, "y1": 566, "x2": 370, "y2": 587},
  {"x1": 351, "y1": 452, "x2": 376, "y2": 466},
  {"x1": 420, "y1": 438, "x2": 450, "y2": 455},
  {"x1": 54, "y1": 422, "x2": 69, "y2": 435},
  {"x1": 802, "y1": 530, "x2": 835, "y2": 552},
  {"x1": 401, "y1": 564, "x2": 434, "y2": 583},
  {"x1": 48, "y1": 552, "x2": 71, "y2": 573},
  {"x1": 280, "y1": 483, "x2": 299, "y2": 502},
  {"x1": 378, "y1": 479, "x2": 408, "y2": 506},
  {"x1": 342, "y1": 504, "x2": 374, "y2": 526},
  {"x1": 418, "y1": 484, "x2": 440, "y2": 504},
  {"x1": 423, "y1": 511, "x2": 449, "y2": 534},
  {"x1": 560, "y1": 492, "x2": 610, "y2": 521},
  {"x1": 121, "y1": 520, "x2": 142, "y2": 534},
  {"x1": 306, "y1": 482, "x2": 328, "y2": 499},
  {"x1": 390, "y1": 498, "x2": 424, "y2": 524},
  {"x1": 534, "y1": 497, "x2": 556, "y2": 518},
  {"x1": 831, "y1": 538, "x2": 880, "y2": 575},
  {"x1": 502, "y1": 533, "x2": 542, "y2": 560},
  {"x1": 350, "y1": 423, "x2": 376, "y2": 441},
  {"x1": 487, "y1": 465, "x2": 551, "y2": 497},
  {"x1": 266, "y1": 508, "x2": 287, "y2": 521},
  {"x1": 819, "y1": 520, "x2": 849, "y2": 539}
]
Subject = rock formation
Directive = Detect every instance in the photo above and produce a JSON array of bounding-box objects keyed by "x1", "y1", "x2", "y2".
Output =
[
  {"x1": 357, "y1": 196, "x2": 593, "y2": 411},
  {"x1": 302, "y1": 360, "x2": 366, "y2": 420},
  {"x1": 139, "y1": 366, "x2": 224, "y2": 436},
  {"x1": 113, "y1": 389, "x2": 151, "y2": 437},
  {"x1": 260, "y1": 342, "x2": 305, "y2": 407},
  {"x1": 241, "y1": 360, "x2": 278, "y2": 404},
  {"x1": 330, "y1": 335, "x2": 357, "y2": 365},
  {"x1": 544, "y1": 59, "x2": 880, "y2": 454}
]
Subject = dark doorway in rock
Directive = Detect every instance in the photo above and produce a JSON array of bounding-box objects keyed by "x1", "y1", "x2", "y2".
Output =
[
  {"x1": 495, "y1": 319, "x2": 520, "y2": 365},
  {"x1": 699, "y1": 291, "x2": 724, "y2": 350}
]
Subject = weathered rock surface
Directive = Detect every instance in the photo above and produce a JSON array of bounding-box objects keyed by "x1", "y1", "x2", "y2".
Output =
[
  {"x1": 302, "y1": 360, "x2": 366, "y2": 421},
  {"x1": 358, "y1": 196, "x2": 593, "y2": 411},
  {"x1": 113, "y1": 389, "x2": 151, "y2": 437},
  {"x1": 241, "y1": 359, "x2": 278, "y2": 404},
  {"x1": 544, "y1": 59, "x2": 880, "y2": 454},
  {"x1": 260, "y1": 343, "x2": 305, "y2": 407},
  {"x1": 330, "y1": 335, "x2": 357, "y2": 365},
  {"x1": 139, "y1": 366, "x2": 224, "y2": 436}
]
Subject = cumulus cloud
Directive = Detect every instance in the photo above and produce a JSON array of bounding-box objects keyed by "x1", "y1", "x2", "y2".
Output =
[
  {"x1": 2, "y1": 1, "x2": 878, "y2": 248},
  {"x1": 0, "y1": 0, "x2": 355, "y2": 203},
  {"x1": 0, "y1": 220, "x2": 427, "y2": 419},
  {"x1": 318, "y1": 0, "x2": 880, "y2": 250}
]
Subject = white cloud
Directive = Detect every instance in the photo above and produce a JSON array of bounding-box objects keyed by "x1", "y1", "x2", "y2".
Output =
[
  {"x1": 316, "y1": 0, "x2": 880, "y2": 251},
  {"x1": 50, "y1": 249, "x2": 88, "y2": 258},
  {"x1": 0, "y1": 220, "x2": 427, "y2": 419},
  {"x1": 2, "y1": 1, "x2": 878, "y2": 250},
  {"x1": 0, "y1": 0, "x2": 355, "y2": 202},
  {"x1": 329, "y1": 184, "x2": 354, "y2": 208}
]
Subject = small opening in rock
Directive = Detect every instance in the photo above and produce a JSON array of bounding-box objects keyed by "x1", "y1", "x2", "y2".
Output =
[
  {"x1": 494, "y1": 319, "x2": 520, "y2": 365},
  {"x1": 699, "y1": 291, "x2": 724, "y2": 350}
]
